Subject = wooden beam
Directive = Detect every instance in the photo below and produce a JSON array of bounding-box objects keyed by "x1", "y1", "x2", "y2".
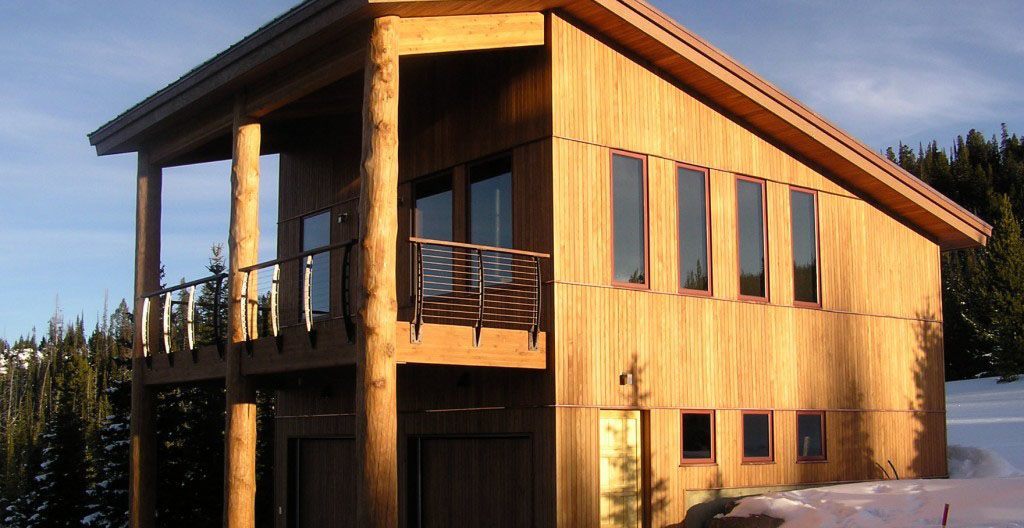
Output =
[
  {"x1": 147, "y1": 105, "x2": 233, "y2": 167},
  {"x1": 224, "y1": 100, "x2": 260, "y2": 528},
  {"x1": 397, "y1": 12, "x2": 544, "y2": 56},
  {"x1": 356, "y1": 16, "x2": 400, "y2": 528},
  {"x1": 130, "y1": 153, "x2": 160, "y2": 528},
  {"x1": 244, "y1": 42, "x2": 366, "y2": 119}
]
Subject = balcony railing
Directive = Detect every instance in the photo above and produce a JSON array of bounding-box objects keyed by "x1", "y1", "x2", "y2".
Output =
[
  {"x1": 141, "y1": 273, "x2": 227, "y2": 363},
  {"x1": 409, "y1": 237, "x2": 548, "y2": 350},
  {"x1": 139, "y1": 240, "x2": 357, "y2": 363},
  {"x1": 238, "y1": 240, "x2": 358, "y2": 346},
  {"x1": 138, "y1": 237, "x2": 548, "y2": 367}
]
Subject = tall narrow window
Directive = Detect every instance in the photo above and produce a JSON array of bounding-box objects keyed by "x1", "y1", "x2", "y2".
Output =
[
  {"x1": 414, "y1": 174, "x2": 454, "y2": 293},
  {"x1": 680, "y1": 411, "x2": 715, "y2": 464},
  {"x1": 612, "y1": 152, "x2": 647, "y2": 286},
  {"x1": 413, "y1": 174, "x2": 454, "y2": 242},
  {"x1": 302, "y1": 211, "x2": 331, "y2": 317},
  {"x1": 797, "y1": 411, "x2": 826, "y2": 461},
  {"x1": 790, "y1": 189, "x2": 820, "y2": 306},
  {"x1": 741, "y1": 410, "x2": 774, "y2": 462},
  {"x1": 678, "y1": 165, "x2": 711, "y2": 294},
  {"x1": 736, "y1": 177, "x2": 768, "y2": 299},
  {"x1": 469, "y1": 156, "x2": 513, "y2": 248}
]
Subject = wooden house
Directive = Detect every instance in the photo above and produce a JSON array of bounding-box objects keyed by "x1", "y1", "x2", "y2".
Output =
[{"x1": 88, "y1": 1, "x2": 991, "y2": 527}]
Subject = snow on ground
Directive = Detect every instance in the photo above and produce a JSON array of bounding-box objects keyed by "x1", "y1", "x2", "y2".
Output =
[
  {"x1": 947, "y1": 377, "x2": 1024, "y2": 471},
  {"x1": 725, "y1": 478, "x2": 1024, "y2": 527},
  {"x1": 724, "y1": 377, "x2": 1024, "y2": 527}
]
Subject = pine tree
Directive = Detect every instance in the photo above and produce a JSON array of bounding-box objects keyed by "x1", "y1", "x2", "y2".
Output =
[
  {"x1": 25, "y1": 352, "x2": 91, "y2": 527},
  {"x1": 983, "y1": 195, "x2": 1024, "y2": 381},
  {"x1": 81, "y1": 377, "x2": 130, "y2": 528}
]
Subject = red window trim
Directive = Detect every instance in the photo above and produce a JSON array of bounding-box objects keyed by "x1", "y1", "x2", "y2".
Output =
[
  {"x1": 735, "y1": 175, "x2": 770, "y2": 303},
  {"x1": 796, "y1": 410, "x2": 828, "y2": 462},
  {"x1": 680, "y1": 410, "x2": 716, "y2": 465},
  {"x1": 741, "y1": 410, "x2": 775, "y2": 463},
  {"x1": 610, "y1": 149, "x2": 650, "y2": 290},
  {"x1": 676, "y1": 162, "x2": 713, "y2": 297},
  {"x1": 789, "y1": 186, "x2": 822, "y2": 309}
]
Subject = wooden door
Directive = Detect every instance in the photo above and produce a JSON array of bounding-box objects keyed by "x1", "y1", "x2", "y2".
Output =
[
  {"x1": 599, "y1": 410, "x2": 642, "y2": 528},
  {"x1": 288, "y1": 437, "x2": 355, "y2": 528}
]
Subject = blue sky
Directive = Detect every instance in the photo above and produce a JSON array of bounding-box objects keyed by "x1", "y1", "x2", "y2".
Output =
[{"x1": 0, "y1": 1, "x2": 1021, "y2": 339}]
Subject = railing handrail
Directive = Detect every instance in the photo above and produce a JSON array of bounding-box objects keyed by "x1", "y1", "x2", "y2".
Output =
[
  {"x1": 239, "y1": 239, "x2": 358, "y2": 273},
  {"x1": 410, "y1": 238, "x2": 545, "y2": 350},
  {"x1": 408, "y1": 237, "x2": 550, "y2": 259},
  {"x1": 143, "y1": 273, "x2": 226, "y2": 299}
]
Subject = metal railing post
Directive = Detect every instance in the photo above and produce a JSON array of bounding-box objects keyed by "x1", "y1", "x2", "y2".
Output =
[
  {"x1": 186, "y1": 285, "x2": 197, "y2": 361},
  {"x1": 303, "y1": 255, "x2": 314, "y2": 333},
  {"x1": 411, "y1": 242, "x2": 423, "y2": 343},
  {"x1": 342, "y1": 242, "x2": 355, "y2": 343},
  {"x1": 474, "y1": 248, "x2": 484, "y2": 347},
  {"x1": 530, "y1": 255, "x2": 541, "y2": 351}
]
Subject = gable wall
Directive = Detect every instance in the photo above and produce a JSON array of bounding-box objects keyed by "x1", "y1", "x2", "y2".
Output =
[{"x1": 548, "y1": 13, "x2": 946, "y2": 525}]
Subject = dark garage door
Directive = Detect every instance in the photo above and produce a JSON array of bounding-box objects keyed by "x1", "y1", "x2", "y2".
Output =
[
  {"x1": 288, "y1": 437, "x2": 355, "y2": 528},
  {"x1": 408, "y1": 435, "x2": 533, "y2": 528}
]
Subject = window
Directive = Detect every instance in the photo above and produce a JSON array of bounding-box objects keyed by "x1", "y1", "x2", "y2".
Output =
[
  {"x1": 301, "y1": 211, "x2": 332, "y2": 317},
  {"x1": 678, "y1": 165, "x2": 711, "y2": 294},
  {"x1": 736, "y1": 177, "x2": 768, "y2": 300},
  {"x1": 611, "y1": 152, "x2": 648, "y2": 286},
  {"x1": 790, "y1": 189, "x2": 820, "y2": 306},
  {"x1": 797, "y1": 412, "x2": 826, "y2": 461},
  {"x1": 741, "y1": 411, "x2": 773, "y2": 462},
  {"x1": 414, "y1": 173, "x2": 454, "y2": 293},
  {"x1": 469, "y1": 156, "x2": 513, "y2": 249},
  {"x1": 413, "y1": 173, "x2": 454, "y2": 242},
  {"x1": 680, "y1": 411, "x2": 715, "y2": 464}
]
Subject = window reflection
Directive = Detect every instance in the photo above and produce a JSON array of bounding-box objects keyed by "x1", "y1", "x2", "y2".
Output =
[
  {"x1": 737, "y1": 178, "x2": 766, "y2": 298},
  {"x1": 612, "y1": 153, "x2": 646, "y2": 285},
  {"x1": 302, "y1": 211, "x2": 331, "y2": 317},
  {"x1": 678, "y1": 167, "x2": 710, "y2": 292},
  {"x1": 791, "y1": 190, "x2": 819, "y2": 304}
]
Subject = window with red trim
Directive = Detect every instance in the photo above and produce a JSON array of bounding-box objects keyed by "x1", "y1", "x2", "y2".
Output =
[
  {"x1": 741, "y1": 410, "x2": 774, "y2": 462},
  {"x1": 797, "y1": 411, "x2": 826, "y2": 461},
  {"x1": 611, "y1": 152, "x2": 648, "y2": 286},
  {"x1": 680, "y1": 411, "x2": 715, "y2": 464},
  {"x1": 678, "y1": 165, "x2": 711, "y2": 294},
  {"x1": 736, "y1": 177, "x2": 768, "y2": 300},
  {"x1": 790, "y1": 188, "x2": 820, "y2": 306}
]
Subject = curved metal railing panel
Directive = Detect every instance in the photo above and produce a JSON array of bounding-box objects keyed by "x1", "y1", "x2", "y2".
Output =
[{"x1": 409, "y1": 238, "x2": 548, "y2": 349}]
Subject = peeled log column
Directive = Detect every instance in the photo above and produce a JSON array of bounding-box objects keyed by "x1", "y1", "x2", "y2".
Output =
[
  {"x1": 356, "y1": 16, "x2": 400, "y2": 528},
  {"x1": 224, "y1": 102, "x2": 260, "y2": 528},
  {"x1": 130, "y1": 153, "x2": 160, "y2": 528}
]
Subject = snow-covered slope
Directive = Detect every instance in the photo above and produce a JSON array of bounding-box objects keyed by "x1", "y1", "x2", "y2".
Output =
[
  {"x1": 947, "y1": 376, "x2": 1024, "y2": 471},
  {"x1": 722, "y1": 377, "x2": 1024, "y2": 527}
]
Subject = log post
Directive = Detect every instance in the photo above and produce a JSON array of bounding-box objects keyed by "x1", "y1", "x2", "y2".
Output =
[
  {"x1": 356, "y1": 16, "x2": 400, "y2": 528},
  {"x1": 224, "y1": 100, "x2": 260, "y2": 528},
  {"x1": 130, "y1": 152, "x2": 160, "y2": 528}
]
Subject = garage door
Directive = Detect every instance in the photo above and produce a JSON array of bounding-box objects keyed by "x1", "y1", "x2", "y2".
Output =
[
  {"x1": 287, "y1": 437, "x2": 355, "y2": 528},
  {"x1": 408, "y1": 435, "x2": 533, "y2": 528}
]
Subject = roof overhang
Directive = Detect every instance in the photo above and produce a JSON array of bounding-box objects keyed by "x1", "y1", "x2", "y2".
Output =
[{"x1": 88, "y1": 0, "x2": 991, "y2": 250}]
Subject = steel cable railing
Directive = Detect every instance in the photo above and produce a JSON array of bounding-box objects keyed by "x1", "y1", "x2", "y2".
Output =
[
  {"x1": 140, "y1": 273, "x2": 227, "y2": 363},
  {"x1": 238, "y1": 239, "x2": 358, "y2": 347},
  {"x1": 410, "y1": 237, "x2": 548, "y2": 350}
]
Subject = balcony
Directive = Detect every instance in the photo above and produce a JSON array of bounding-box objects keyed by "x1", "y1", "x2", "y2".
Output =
[{"x1": 137, "y1": 238, "x2": 549, "y2": 385}]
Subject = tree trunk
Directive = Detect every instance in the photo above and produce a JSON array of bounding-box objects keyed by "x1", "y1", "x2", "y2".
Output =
[
  {"x1": 355, "y1": 15, "x2": 400, "y2": 528},
  {"x1": 224, "y1": 101, "x2": 260, "y2": 528}
]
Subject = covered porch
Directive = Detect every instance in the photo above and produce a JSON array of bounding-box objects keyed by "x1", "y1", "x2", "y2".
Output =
[{"x1": 92, "y1": 10, "x2": 552, "y2": 528}]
